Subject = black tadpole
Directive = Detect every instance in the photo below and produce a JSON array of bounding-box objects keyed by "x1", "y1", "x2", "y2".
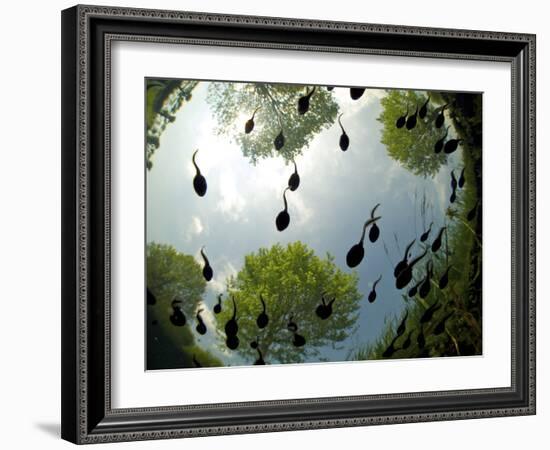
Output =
[
  {"x1": 200, "y1": 246, "x2": 213, "y2": 281},
  {"x1": 169, "y1": 299, "x2": 186, "y2": 327},
  {"x1": 256, "y1": 295, "x2": 269, "y2": 329},
  {"x1": 224, "y1": 297, "x2": 239, "y2": 350},
  {"x1": 195, "y1": 309, "x2": 207, "y2": 335},
  {"x1": 434, "y1": 126, "x2": 450, "y2": 153},
  {"x1": 431, "y1": 227, "x2": 446, "y2": 253},
  {"x1": 458, "y1": 167, "x2": 466, "y2": 188},
  {"x1": 396, "y1": 106, "x2": 408, "y2": 129},
  {"x1": 244, "y1": 106, "x2": 261, "y2": 134},
  {"x1": 346, "y1": 215, "x2": 382, "y2": 268},
  {"x1": 297, "y1": 87, "x2": 316, "y2": 115},
  {"x1": 147, "y1": 287, "x2": 156, "y2": 305},
  {"x1": 395, "y1": 248, "x2": 429, "y2": 289},
  {"x1": 419, "y1": 96, "x2": 430, "y2": 119},
  {"x1": 439, "y1": 265, "x2": 452, "y2": 290},
  {"x1": 420, "y1": 301, "x2": 441, "y2": 324},
  {"x1": 418, "y1": 261, "x2": 433, "y2": 299},
  {"x1": 394, "y1": 239, "x2": 416, "y2": 278},
  {"x1": 420, "y1": 222, "x2": 433, "y2": 243},
  {"x1": 213, "y1": 293, "x2": 222, "y2": 314},
  {"x1": 435, "y1": 104, "x2": 448, "y2": 128},
  {"x1": 406, "y1": 105, "x2": 419, "y2": 130},
  {"x1": 338, "y1": 114, "x2": 350, "y2": 151},
  {"x1": 467, "y1": 201, "x2": 479, "y2": 221},
  {"x1": 192, "y1": 149, "x2": 207, "y2": 197},
  {"x1": 444, "y1": 138, "x2": 463, "y2": 154},
  {"x1": 368, "y1": 275, "x2": 382, "y2": 303},
  {"x1": 288, "y1": 159, "x2": 300, "y2": 191},
  {"x1": 368, "y1": 203, "x2": 381, "y2": 243},
  {"x1": 275, "y1": 187, "x2": 291, "y2": 232},
  {"x1": 315, "y1": 293, "x2": 336, "y2": 320},
  {"x1": 350, "y1": 87, "x2": 365, "y2": 100},
  {"x1": 274, "y1": 129, "x2": 285, "y2": 151}
]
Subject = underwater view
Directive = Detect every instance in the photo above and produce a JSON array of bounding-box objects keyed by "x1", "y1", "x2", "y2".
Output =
[{"x1": 145, "y1": 79, "x2": 482, "y2": 370}]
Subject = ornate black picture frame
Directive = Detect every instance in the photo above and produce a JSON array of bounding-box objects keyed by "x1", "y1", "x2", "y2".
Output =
[{"x1": 61, "y1": 4, "x2": 536, "y2": 444}]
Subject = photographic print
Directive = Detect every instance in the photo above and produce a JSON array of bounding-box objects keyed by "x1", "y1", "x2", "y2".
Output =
[{"x1": 145, "y1": 79, "x2": 482, "y2": 370}]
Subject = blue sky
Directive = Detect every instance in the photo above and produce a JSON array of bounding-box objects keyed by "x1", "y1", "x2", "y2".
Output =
[{"x1": 146, "y1": 82, "x2": 462, "y2": 365}]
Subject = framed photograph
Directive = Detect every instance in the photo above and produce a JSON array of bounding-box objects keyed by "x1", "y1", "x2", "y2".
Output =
[{"x1": 61, "y1": 5, "x2": 536, "y2": 444}]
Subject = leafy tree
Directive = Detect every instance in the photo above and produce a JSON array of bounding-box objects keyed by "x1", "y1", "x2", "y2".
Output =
[
  {"x1": 207, "y1": 82, "x2": 339, "y2": 164},
  {"x1": 214, "y1": 242, "x2": 361, "y2": 364},
  {"x1": 146, "y1": 242, "x2": 206, "y2": 317},
  {"x1": 146, "y1": 79, "x2": 198, "y2": 169},
  {"x1": 146, "y1": 242, "x2": 223, "y2": 369},
  {"x1": 377, "y1": 90, "x2": 448, "y2": 177}
]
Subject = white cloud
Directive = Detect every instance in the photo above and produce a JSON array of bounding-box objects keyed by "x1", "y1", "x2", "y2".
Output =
[{"x1": 216, "y1": 171, "x2": 247, "y2": 221}]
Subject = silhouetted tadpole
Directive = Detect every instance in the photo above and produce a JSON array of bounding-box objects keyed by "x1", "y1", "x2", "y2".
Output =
[
  {"x1": 368, "y1": 275, "x2": 382, "y2": 303},
  {"x1": 195, "y1": 308, "x2": 207, "y2": 335},
  {"x1": 467, "y1": 201, "x2": 479, "y2": 222},
  {"x1": 288, "y1": 159, "x2": 300, "y2": 191},
  {"x1": 297, "y1": 87, "x2": 316, "y2": 115},
  {"x1": 346, "y1": 215, "x2": 382, "y2": 268},
  {"x1": 419, "y1": 96, "x2": 430, "y2": 119},
  {"x1": 434, "y1": 126, "x2": 450, "y2": 154},
  {"x1": 406, "y1": 105, "x2": 419, "y2": 130},
  {"x1": 213, "y1": 293, "x2": 222, "y2": 314},
  {"x1": 435, "y1": 104, "x2": 448, "y2": 128},
  {"x1": 444, "y1": 138, "x2": 463, "y2": 154},
  {"x1": 244, "y1": 106, "x2": 261, "y2": 134},
  {"x1": 401, "y1": 330, "x2": 413, "y2": 350},
  {"x1": 408, "y1": 279, "x2": 422, "y2": 298},
  {"x1": 418, "y1": 261, "x2": 433, "y2": 299},
  {"x1": 395, "y1": 249, "x2": 428, "y2": 289},
  {"x1": 169, "y1": 299, "x2": 186, "y2": 327},
  {"x1": 250, "y1": 337, "x2": 260, "y2": 349},
  {"x1": 192, "y1": 150, "x2": 207, "y2": 197},
  {"x1": 431, "y1": 227, "x2": 446, "y2": 253},
  {"x1": 275, "y1": 187, "x2": 291, "y2": 232},
  {"x1": 451, "y1": 170, "x2": 457, "y2": 190},
  {"x1": 450, "y1": 186, "x2": 457, "y2": 204},
  {"x1": 395, "y1": 106, "x2": 408, "y2": 129},
  {"x1": 420, "y1": 301, "x2": 441, "y2": 324},
  {"x1": 256, "y1": 295, "x2": 269, "y2": 329},
  {"x1": 382, "y1": 336, "x2": 399, "y2": 358},
  {"x1": 254, "y1": 348, "x2": 266, "y2": 365},
  {"x1": 420, "y1": 222, "x2": 433, "y2": 243},
  {"x1": 394, "y1": 239, "x2": 416, "y2": 277},
  {"x1": 368, "y1": 203, "x2": 381, "y2": 243},
  {"x1": 274, "y1": 129, "x2": 285, "y2": 151},
  {"x1": 439, "y1": 265, "x2": 452, "y2": 290},
  {"x1": 192, "y1": 354, "x2": 202, "y2": 368},
  {"x1": 417, "y1": 324, "x2": 426, "y2": 349},
  {"x1": 458, "y1": 168, "x2": 466, "y2": 188},
  {"x1": 287, "y1": 316, "x2": 306, "y2": 347},
  {"x1": 200, "y1": 247, "x2": 213, "y2": 281},
  {"x1": 396, "y1": 310, "x2": 409, "y2": 337},
  {"x1": 147, "y1": 287, "x2": 156, "y2": 305},
  {"x1": 326, "y1": 86, "x2": 335, "y2": 91},
  {"x1": 315, "y1": 293, "x2": 336, "y2": 320},
  {"x1": 338, "y1": 114, "x2": 349, "y2": 151},
  {"x1": 224, "y1": 296, "x2": 239, "y2": 350},
  {"x1": 434, "y1": 311, "x2": 454, "y2": 335},
  {"x1": 350, "y1": 87, "x2": 365, "y2": 100}
]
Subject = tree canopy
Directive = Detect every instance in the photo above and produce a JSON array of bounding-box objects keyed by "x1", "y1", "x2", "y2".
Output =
[
  {"x1": 377, "y1": 90, "x2": 448, "y2": 178},
  {"x1": 214, "y1": 242, "x2": 361, "y2": 364},
  {"x1": 146, "y1": 242, "x2": 223, "y2": 369},
  {"x1": 146, "y1": 79, "x2": 198, "y2": 169},
  {"x1": 206, "y1": 82, "x2": 339, "y2": 164}
]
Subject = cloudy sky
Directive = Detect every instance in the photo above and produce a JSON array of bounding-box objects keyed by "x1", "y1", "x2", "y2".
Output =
[{"x1": 146, "y1": 82, "x2": 462, "y2": 365}]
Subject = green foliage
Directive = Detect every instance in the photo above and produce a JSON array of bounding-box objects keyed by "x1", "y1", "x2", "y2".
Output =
[
  {"x1": 207, "y1": 83, "x2": 339, "y2": 164},
  {"x1": 214, "y1": 242, "x2": 361, "y2": 364},
  {"x1": 146, "y1": 242, "x2": 206, "y2": 317},
  {"x1": 146, "y1": 242, "x2": 223, "y2": 369},
  {"x1": 377, "y1": 90, "x2": 447, "y2": 177},
  {"x1": 146, "y1": 79, "x2": 198, "y2": 170},
  {"x1": 351, "y1": 99, "x2": 483, "y2": 361}
]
